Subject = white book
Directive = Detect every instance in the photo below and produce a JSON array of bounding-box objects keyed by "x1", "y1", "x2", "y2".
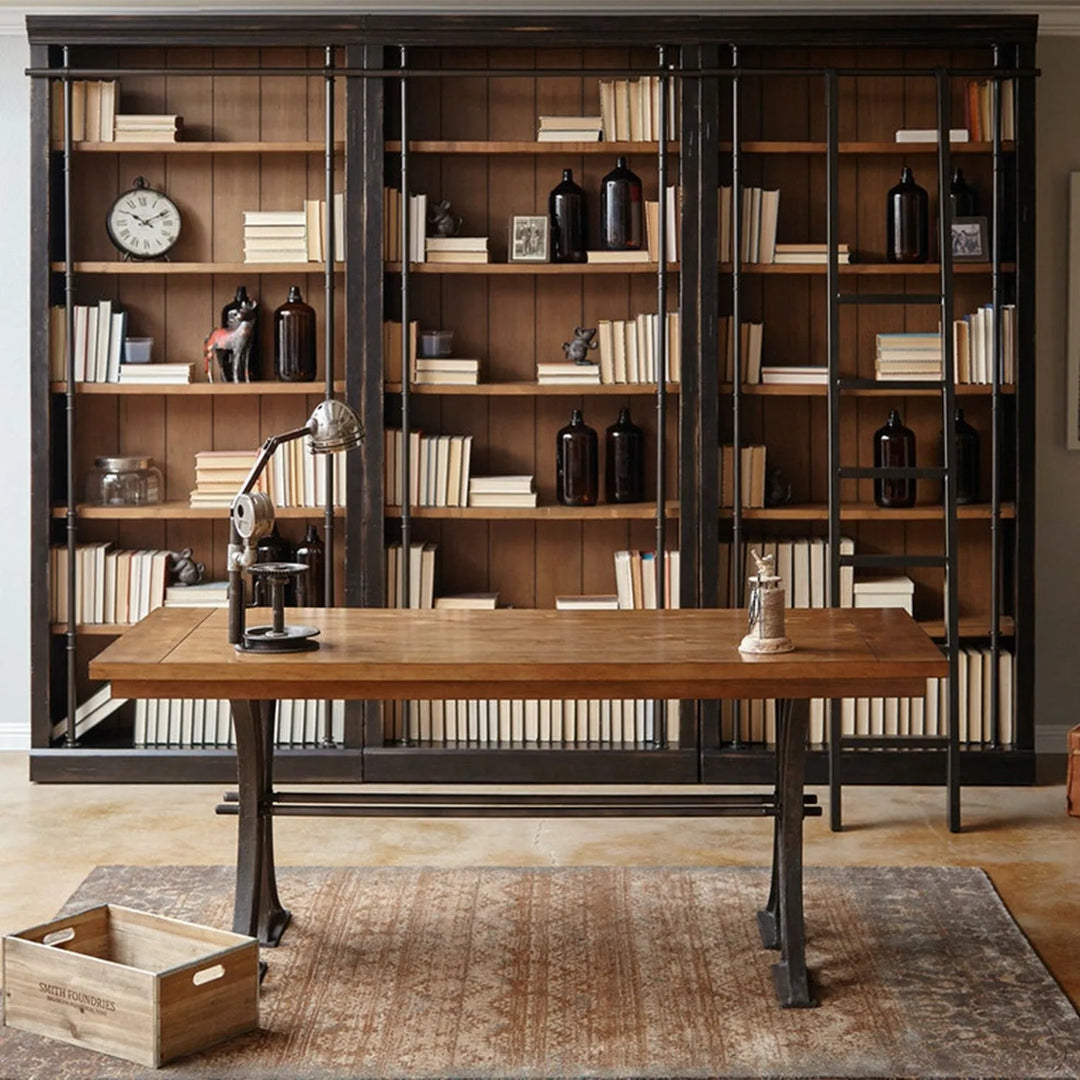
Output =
[
  {"x1": 894, "y1": 128, "x2": 969, "y2": 142},
  {"x1": 468, "y1": 492, "x2": 538, "y2": 508},
  {"x1": 469, "y1": 475, "x2": 534, "y2": 494},
  {"x1": 555, "y1": 595, "x2": 620, "y2": 610}
]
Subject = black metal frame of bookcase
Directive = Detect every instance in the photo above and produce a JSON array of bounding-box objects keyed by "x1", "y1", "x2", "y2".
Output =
[{"x1": 25, "y1": 15, "x2": 1038, "y2": 806}]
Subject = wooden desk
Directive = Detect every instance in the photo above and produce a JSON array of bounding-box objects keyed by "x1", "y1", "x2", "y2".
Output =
[{"x1": 91, "y1": 606, "x2": 946, "y2": 1008}]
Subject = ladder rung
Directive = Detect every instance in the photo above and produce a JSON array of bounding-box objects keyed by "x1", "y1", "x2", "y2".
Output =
[
  {"x1": 837, "y1": 293, "x2": 943, "y2": 305},
  {"x1": 839, "y1": 553, "x2": 948, "y2": 568},
  {"x1": 839, "y1": 466, "x2": 947, "y2": 479}
]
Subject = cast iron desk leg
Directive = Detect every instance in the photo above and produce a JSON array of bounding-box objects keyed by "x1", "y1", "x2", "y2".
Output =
[
  {"x1": 231, "y1": 699, "x2": 291, "y2": 946},
  {"x1": 757, "y1": 697, "x2": 815, "y2": 1008}
]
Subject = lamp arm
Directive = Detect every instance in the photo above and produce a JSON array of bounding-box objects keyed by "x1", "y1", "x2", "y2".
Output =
[{"x1": 238, "y1": 424, "x2": 314, "y2": 496}]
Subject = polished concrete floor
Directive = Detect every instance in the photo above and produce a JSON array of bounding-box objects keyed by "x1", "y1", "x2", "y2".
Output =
[{"x1": 1, "y1": 752, "x2": 1077, "y2": 1007}]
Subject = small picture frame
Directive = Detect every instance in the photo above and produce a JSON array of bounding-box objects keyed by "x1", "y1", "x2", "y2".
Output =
[
  {"x1": 508, "y1": 215, "x2": 550, "y2": 263},
  {"x1": 951, "y1": 216, "x2": 988, "y2": 262}
]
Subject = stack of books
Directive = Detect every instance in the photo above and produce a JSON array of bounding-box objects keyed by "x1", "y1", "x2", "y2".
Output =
[
  {"x1": 719, "y1": 444, "x2": 767, "y2": 508},
  {"x1": 414, "y1": 358, "x2": 480, "y2": 385},
  {"x1": 537, "y1": 115, "x2": 603, "y2": 142},
  {"x1": 644, "y1": 186, "x2": 681, "y2": 264},
  {"x1": 468, "y1": 475, "x2": 537, "y2": 508},
  {"x1": 435, "y1": 593, "x2": 499, "y2": 609},
  {"x1": 597, "y1": 76, "x2": 678, "y2": 141},
  {"x1": 114, "y1": 114, "x2": 182, "y2": 143},
  {"x1": 954, "y1": 303, "x2": 1016, "y2": 384},
  {"x1": 163, "y1": 580, "x2": 229, "y2": 608},
  {"x1": 586, "y1": 249, "x2": 651, "y2": 265},
  {"x1": 384, "y1": 429, "x2": 473, "y2": 508},
  {"x1": 894, "y1": 128, "x2": 969, "y2": 143},
  {"x1": 54, "y1": 80, "x2": 118, "y2": 141},
  {"x1": 48, "y1": 301, "x2": 126, "y2": 383},
  {"x1": 875, "y1": 332, "x2": 943, "y2": 381},
  {"x1": 773, "y1": 242, "x2": 851, "y2": 265},
  {"x1": 303, "y1": 194, "x2": 344, "y2": 262},
  {"x1": 118, "y1": 362, "x2": 192, "y2": 385},
  {"x1": 719, "y1": 186, "x2": 780, "y2": 264},
  {"x1": 853, "y1": 574, "x2": 915, "y2": 615},
  {"x1": 760, "y1": 365, "x2": 828, "y2": 385},
  {"x1": 719, "y1": 317, "x2": 764, "y2": 384},
  {"x1": 425, "y1": 236, "x2": 489, "y2": 264},
  {"x1": 964, "y1": 78, "x2": 1015, "y2": 141},
  {"x1": 385, "y1": 540, "x2": 438, "y2": 609},
  {"x1": 555, "y1": 595, "x2": 619, "y2": 610},
  {"x1": 536, "y1": 361, "x2": 601, "y2": 386},
  {"x1": 189, "y1": 450, "x2": 260, "y2": 509},
  {"x1": 613, "y1": 550, "x2": 681, "y2": 609},
  {"x1": 594, "y1": 312, "x2": 680, "y2": 385},
  {"x1": 242, "y1": 209, "x2": 307, "y2": 264}
]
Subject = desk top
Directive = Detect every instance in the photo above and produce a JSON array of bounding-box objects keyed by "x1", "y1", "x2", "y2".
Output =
[{"x1": 90, "y1": 607, "x2": 947, "y2": 702}]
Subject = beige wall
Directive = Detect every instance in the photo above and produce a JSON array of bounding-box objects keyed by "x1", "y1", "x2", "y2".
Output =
[{"x1": 1035, "y1": 35, "x2": 1080, "y2": 750}]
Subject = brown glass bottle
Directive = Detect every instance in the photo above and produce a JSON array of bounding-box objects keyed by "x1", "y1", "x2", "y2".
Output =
[
  {"x1": 874, "y1": 409, "x2": 917, "y2": 508},
  {"x1": 549, "y1": 168, "x2": 588, "y2": 263},
  {"x1": 294, "y1": 524, "x2": 326, "y2": 606},
  {"x1": 939, "y1": 408, "x2": 980, "y2": 505},
  {"x1": 221, "y1": 284, "x2": 260, "y2": 381},
  {"x1": 600, "y1": 156, "x2": 643, "y2": 251},
  {"x1": 886, "y1": 167, "x2": 929, "y2": 264},
  {"x1": 274, "y1": 285, "x2": 317, "y2": 382},
  {"x1": 556, "y1": 409, "x2": 598, "y2": 506},
  {"x1": 949, "y1": 168, "x2": 978, "y2": 220},
  {"x1": 605, "y1": 407, "x2": 645, "y2": 503}
]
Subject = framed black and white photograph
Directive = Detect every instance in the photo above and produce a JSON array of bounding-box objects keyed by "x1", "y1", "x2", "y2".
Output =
[
  {"x1": 509, "y1": 215, "x2": 550, "y2": 263},
  {"x1": 950, "y1": 216, "x2": 988, "y2": 262}
]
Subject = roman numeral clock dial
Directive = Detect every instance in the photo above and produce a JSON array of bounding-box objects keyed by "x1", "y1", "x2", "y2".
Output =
[{"x1": 106, "y1": 176, "x2": 181, "y2": 261}]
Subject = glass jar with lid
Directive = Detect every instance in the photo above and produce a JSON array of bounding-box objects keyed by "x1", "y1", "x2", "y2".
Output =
[{"x1": 87, "y1": 456, "x2": 163, "y2": 506}]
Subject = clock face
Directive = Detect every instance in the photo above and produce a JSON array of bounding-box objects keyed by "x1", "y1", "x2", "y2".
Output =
[{"x1": 106, "y1": 180, "x2": 181, "y2": 260}]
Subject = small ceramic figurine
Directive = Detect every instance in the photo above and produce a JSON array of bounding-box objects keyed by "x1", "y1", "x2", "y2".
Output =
[
  {"x1": 167, "y1": 548, "x2": 206, "y2": 586},
  {"x1": 427, "y1": 199, "x2": 462, "y2": 238},
  {"x1": 739, "y1": 549, "x2": 794, "y2": 655},
  {"x1": 204, "y1": 312, "x2": 255, "y2": 383},
  {"x1": 562, "y1": 326, "x2": 598, "y2": 365}
]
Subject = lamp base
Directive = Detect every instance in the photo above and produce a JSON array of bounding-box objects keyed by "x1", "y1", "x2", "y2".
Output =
[
  {"x1": 738, "y1": 633, "x2": 795, "y2": 655},
  {"x1": 238, "y1": 624, "x2": 321, "y2": 653}
]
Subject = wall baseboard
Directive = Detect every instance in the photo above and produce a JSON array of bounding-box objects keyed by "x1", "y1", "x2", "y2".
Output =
[
  {"x1": 0, "y1": 720, "x2": 29, "y2": 752},
  {"x1": 1036, "y1": 723, "x2": 1076, "y2": 755}
]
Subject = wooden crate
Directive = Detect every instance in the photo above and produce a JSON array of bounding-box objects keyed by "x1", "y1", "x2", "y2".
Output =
[
  {"x1": 1068, "y1": 725, "x2": 1080, "y2": 818},
  {"x1": 2, "y1": 904, "x2": 258, "y2": 1067}
]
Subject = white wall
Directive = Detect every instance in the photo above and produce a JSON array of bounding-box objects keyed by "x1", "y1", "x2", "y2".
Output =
[{"x1": 0, "y1": 29, "x2": 29, "y2": 750}]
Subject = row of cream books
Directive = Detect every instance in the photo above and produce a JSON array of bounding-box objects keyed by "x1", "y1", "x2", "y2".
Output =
[
  {"x1": 241, "y1": 197, "x2": 344, "y2": 264},
  {"x1": 385, "y1": 540, "x2": 438, "y2": 609},
  {"x1": 49, "y1": 544, "x2": 169, "y2": 626},
  {"x1": 383, "y1": 429, "x2": 473, "y2": 508},
  {"x1": 51, "y1": 80, "x2": 181, "y2": 143},
  {"x1": 614, "y1": 550, "x2": 681, "y2": 609},
  {"x1": 718, "y1": 648, "x2": 1013, "y2": 747},
  {"x1": 547, "y1": 312, "x2": 681, "y2": 385},
  {"x1": 719, "y1": 444, "x2": 767, "y2": 509},
  {"x1": 719, "y1": 537, "x2": 857, "y2": 610},
  {"x1": 387, "y1": 697, "x2": 680, "y2": 747},
  {"x1": 48, "y1": 301, "x2": 126, "y2": 383},
  {"x1": 597, "y1": 76, "x2": 679, "y2": 143},
  {"x1": 718, "y1": 185, "x2": 780, "y2": 264},
  {"x1": 189, "y1": 446, "x2": 346, "y2": 510},
  {"x1": 133, "y1": 698, "x2": 345, "y2": 749}
]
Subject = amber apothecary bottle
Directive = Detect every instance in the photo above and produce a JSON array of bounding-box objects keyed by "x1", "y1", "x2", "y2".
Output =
[
  {"x1": 221, "y1": 284, "x2": 260, "y2": 380},
  {"x1": 556, "y1": 409, "x2": 598, "y2": 506},
  {"x1": 605, "y1": 407, "x2": 645, "y2": 503},
  {"x1": 886, "y1": 167, "x2": 929, "y2": 264},
  {"x1": 873, "y1": 409, "x2": 917, "y2": 508},
  {"x1": 940, "y1": 408, "x2": 980, "y2": 505},
  {"x1": 549, "y1": 168, "x2": 588, "y2": 263},
  {"x1": 274, "y1": 285, "x2": 317, "y2": 382},
  {"x1": 600, "y1": 156, "x2": 643, "y2": 251},
  {"x1": 949, "y1": 168, "x2": 978, "y2": 220},
  {"x1": 294, "y1": 524, "x2": 326, "y2": 607}
]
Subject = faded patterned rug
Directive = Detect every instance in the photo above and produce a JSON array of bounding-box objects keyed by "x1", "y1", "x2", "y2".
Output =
[{"x1": 1, "y1": 865, "x2": 1078, "y2": 1079}]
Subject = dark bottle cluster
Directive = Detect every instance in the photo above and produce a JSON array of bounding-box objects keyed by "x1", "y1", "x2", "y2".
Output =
[
  {"x1": 250, "y1": 524, "x2": 326, "y2": 606},
  {"x1": 556, "y1": 407, "x2": 645, "y2": 506},
  {"x1": 886, "y1": 166, "x2": 980, "y2": 263},
  {"x1": 548, "y1": 156, "x2": 644, "y2": 262}
]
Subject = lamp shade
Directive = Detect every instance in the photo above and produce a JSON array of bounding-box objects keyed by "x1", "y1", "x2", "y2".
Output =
[{"x1": 305, "y1": 399, "x2": 365, "y2": 454}]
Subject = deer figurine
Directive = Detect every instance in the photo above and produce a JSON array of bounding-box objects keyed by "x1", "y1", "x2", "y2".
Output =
[{"x1": 204, "y1": 313, "x2": 255, "y2": 383}]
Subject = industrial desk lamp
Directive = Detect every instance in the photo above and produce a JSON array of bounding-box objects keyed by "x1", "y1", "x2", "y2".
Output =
[{"x1": 228, "y1": 399, "x2": 364, "y2": 652}]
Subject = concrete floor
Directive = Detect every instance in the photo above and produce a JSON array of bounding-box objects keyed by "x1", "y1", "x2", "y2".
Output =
[{"x1": 0, "y1": 752, "x2": 1077, "y2": 1007}]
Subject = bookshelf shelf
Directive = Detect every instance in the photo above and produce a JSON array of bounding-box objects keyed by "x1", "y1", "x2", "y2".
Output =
[
  {"x1": 385, "y1": 502, "x2": 680, "y2": 521},
  {"x1": 920, "y1": 616, "x2": 1016, "y2": 638},
  {"x1": 720, "y1": 502, "x2": 1016, "y2": 521},
  {"x1": 727, "y1": 383, "x2": 1015, "y2": 396},
  {"x1": 52, "y1": 503, "x2": 344, "y2": 520},
  {"x1": 52, "y1": 262, "x2": 345, "y2": 275},
  {"x1": 51, "y1": 381, "x2": 347, "y2": 395},
  {"x1": 64, "y1": 140, "x2": 345, "y2": 153},
  {"x1": 722, "y1": 140, "x2": 1015, "y2": 154},
  {"x1": 718, "y1": 262, "x2": 1014, "y2": 275},
  {"x1": 386, "y1": 262, "x2": 679, "y2": 275},
  {"x1": 384, "y1": 382, "x2": 680, "y2": 396},
  {"x1": 387, "y1": 140, "x2": 680, "y2": 154}
]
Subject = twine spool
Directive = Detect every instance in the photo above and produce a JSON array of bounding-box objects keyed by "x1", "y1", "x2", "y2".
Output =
[{"x1": 755, "y1": 584, "x2": 787, "y2": 640}]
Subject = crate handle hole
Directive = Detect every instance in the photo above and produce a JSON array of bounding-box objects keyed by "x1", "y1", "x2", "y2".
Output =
[
  {"x1": 42, "y1": 928, "x2": 75, "y2": 946},
  {"x1": 193, "y1": 963, "x2": 225, "y2": 986}
]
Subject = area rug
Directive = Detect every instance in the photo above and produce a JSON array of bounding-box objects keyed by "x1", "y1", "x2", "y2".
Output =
[{"x1": 1, "y1": 865, "x2": 1077, "y2": 1080}]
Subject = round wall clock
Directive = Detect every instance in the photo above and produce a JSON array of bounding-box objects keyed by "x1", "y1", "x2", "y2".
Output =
[{"x1": 105, "y1": 176, "x2": 182, "y2": 261}]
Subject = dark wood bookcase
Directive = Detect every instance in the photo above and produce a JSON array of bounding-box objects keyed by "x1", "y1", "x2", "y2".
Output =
[{"x1": 27, "y1": 14, "x2": 1037, "y2": 830}]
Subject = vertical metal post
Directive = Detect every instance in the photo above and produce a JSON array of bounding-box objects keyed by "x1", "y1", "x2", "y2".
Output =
[
  {"x1": 399, "y1": 47, "x2": 412, "y2": 743},
  {"x1": 654, "y1": 46, "x2": 669, "y2": 748},
  {"x1": 989, "y1": 50, "x2": 1004, "y2": 749},
  {"x1": 824, "y1": 70, "x2": 842, "y2": 828},
  {"x1": 729, "y1": 46, "x2": 743, "y2": 749},
  {"x1": 62, "y1": 50, "x2": 78, "y2": 747},
  {"x1": 323, "y1": 46, "x2": 336, "y2": 610},
  {"x1": 936, "y1": 69, "x2": 961, "y2": 832}
]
